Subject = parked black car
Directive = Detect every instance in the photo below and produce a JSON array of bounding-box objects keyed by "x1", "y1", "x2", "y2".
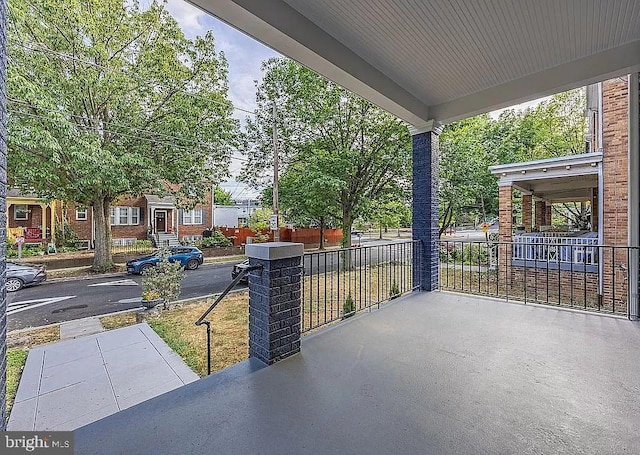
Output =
[
  {"x1": 6, "y1": 262, "x2": 47, "y2": 292},
  {"x1": 231, "y1": 259, "x2": 250, "y2": 284}
]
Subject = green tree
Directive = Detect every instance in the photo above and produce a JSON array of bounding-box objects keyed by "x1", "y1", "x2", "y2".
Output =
[
  {"x1": 243, "y1": 58, "x2": 411, "y2": 247},
  {"x1": 213, "y1": 186, "x2": 233, "y2": 206},
  {"x1": 263, "y1": 153, "x2": 342, "y2": 249},
  {"x1": 7, "y1": 0, "x2": 237, "y2": 271},
  {"x1": 438, "y1": 115, "x2": 497, "y2": 235}
]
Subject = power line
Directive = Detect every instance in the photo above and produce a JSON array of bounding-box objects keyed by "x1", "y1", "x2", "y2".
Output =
[
  {"x1": 8, "y1": 97, "x2": 238, "y2": 150},
  {"x1": 8, "y1": 40, "x2": 258, "y2": 116},
  {"x1": 7, "y1": 108, "x2": 250, "y2": 163}
]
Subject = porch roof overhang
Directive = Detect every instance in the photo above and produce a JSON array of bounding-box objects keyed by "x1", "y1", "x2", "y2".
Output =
[
  {"x1": 145, "y1": 195, "x2": 176, "y2": 210},
  {"x1": 489, "y1": 152, "x2": 602, "y2": 202},
  {"x1": 194, "y1": 0, "x2": 640, "y2": 126}
]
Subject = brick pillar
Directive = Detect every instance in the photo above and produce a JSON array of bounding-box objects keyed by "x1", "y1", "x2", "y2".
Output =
[
  {"x1": 412, "y1": 124, "x2": 441, "y2": 291},
  {"x1": 522, "y1": 194, "x2": 532, "y2": 232},
  {"x1": 246, "y1": 242, "x2": 303, "y2": 365},
  {"x1": 601, "y1": 77, "x2": 630, "y2": 310},
  {"x1": 498, "y1": 185, "x2": 513, "y2": 285},
  {"x1": 0, "y1": 0, "x2": 7, "y2": 429},
  {"x1": 545, "y1": 202, "x2": 552, "y2": 227},
  {"x1": 535, "y1": 200, "x2": 545, "y2": 230},
  {"x1": 591, "y1": 188, "x2": 598, "y2": 232}
]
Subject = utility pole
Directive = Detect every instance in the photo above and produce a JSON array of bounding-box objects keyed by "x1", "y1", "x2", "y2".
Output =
[{"x1": 272, "y1": 102, "x2": 280, "y2": 241}]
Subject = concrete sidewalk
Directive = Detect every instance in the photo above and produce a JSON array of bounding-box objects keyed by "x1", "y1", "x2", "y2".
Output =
[{"x1": 8, "y1": 323, "x2": 198, "y2": 431}]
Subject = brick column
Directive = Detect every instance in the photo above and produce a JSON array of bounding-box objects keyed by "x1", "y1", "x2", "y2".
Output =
[
  {"x1": 0, "y1": 0, "x2": 7, "y2": 429},
  {"x1": 412, "y1": 123, "x2": 441, "y2": 291},
  {"x1": 498, "y1": 185, "x2": 513, "y2": 285},
  {"x1": 545, "y1": 202, "x2": 552, "y2": 227},
  {"x1": 535, "y1": 200, "x2": 545, "y2": 230},
  {"x1": 522, "y1": 194, "x2": 532, "y2": 232},
  {"x1": 246, "y1": 242, "x2": 303, "y2": 365}
]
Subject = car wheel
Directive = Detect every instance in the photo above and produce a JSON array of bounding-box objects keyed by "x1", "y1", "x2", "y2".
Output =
[
  {"x1": 186, "y1": 259, "x2": 199, "y2": 270},
  {"x1": 139, "y1": 264, "x2": 153, "y2": 275},
  {"x1": 6, "y1": 277, "x2": 24, "y2": 292}
]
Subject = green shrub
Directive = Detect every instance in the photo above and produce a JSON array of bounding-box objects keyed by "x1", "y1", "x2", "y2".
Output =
[
  {"x1": 199, "y1": 231, "x2": 232, "y2": 248},
  {"x1": 342, "y1": 294, "x2": 356, "y2": 319},
  {"x1": 141, "y1": 253, "x2": 185, "y2": 309},
  {"x1": 390, "y1": 280, "x2": 400, "y2": 299}
]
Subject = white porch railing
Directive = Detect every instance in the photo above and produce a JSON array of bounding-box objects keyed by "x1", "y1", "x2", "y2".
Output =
[{"x1": 512, "y1": 235, "x2": 598, "y2": 266}]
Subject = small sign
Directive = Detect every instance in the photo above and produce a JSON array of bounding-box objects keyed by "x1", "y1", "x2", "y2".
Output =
[
  {"x1": 15, "y1": 236, "x2": 25, "y2": 246},
  {"x1": 481, "y1": 223, "x2": 489, "y2": 234},
  {"x1": 269, "y1": 214, "x2": 279, "y2": 231}
]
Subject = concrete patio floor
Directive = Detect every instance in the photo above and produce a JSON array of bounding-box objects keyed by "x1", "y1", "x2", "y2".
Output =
[
  {"x1": 75, "y1": 292, "x2": 640, "y2": 454},
  {"x1": 8, "y1": 323, "x2": 198, "y2": 431}
]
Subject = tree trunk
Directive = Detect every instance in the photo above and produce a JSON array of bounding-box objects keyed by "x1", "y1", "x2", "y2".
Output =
[
  {"x1": 341, "y1": 213, "x2": 353, "y2": 248},
  {"x1": 92, "y1": 197, "x2": 114, "y2": 272},
  {"x1": 341, "y1": 212, "x2": 354, "y2": 270},
  {"x1": 379, "y1": 222, "x2": 383, "y2": 240},
  {"x1": 318, "y1": 217, "x2": 325, "y2": 250}
]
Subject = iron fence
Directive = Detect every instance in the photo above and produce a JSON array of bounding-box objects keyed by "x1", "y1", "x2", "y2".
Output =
[
  {"x1": 301, "y1": 240, "x2": 422, "y2": 333},
  {"x1": 439, "y1": 240, "x2": 637, "y2": 317}
]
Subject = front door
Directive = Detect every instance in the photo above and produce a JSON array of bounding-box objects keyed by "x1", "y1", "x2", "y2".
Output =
[{"x1": 155, "y1": 211, "x2": 167, "y2": 233}]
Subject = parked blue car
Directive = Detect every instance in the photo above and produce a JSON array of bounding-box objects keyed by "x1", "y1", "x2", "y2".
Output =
[{"x1": 126, "y1": 246, "x2": 204, "y2": 274}]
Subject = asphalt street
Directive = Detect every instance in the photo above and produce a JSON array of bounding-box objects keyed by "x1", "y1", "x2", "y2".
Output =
[
  {"x1": 8, "y1": 262, "x2": 245, "y2": 331},
  {"x1": 8, "y1": 239, "x2": 411, "y2": 331}
]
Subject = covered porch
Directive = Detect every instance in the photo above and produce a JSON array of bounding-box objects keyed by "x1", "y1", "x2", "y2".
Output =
[
  {"x1": 75, "y1": 291, "x2": 640, "y2": 454},
  {"x1": 6, "y1": 190, "x2": 57, "y2": 245},
  {"x1": 490, "y1": 153, "x2": 603, "y2": 272}
]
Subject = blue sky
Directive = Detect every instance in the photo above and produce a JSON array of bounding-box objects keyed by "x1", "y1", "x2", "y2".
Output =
[{"x1": 166, "y1": 0, "x2": 278, "y2": 120}]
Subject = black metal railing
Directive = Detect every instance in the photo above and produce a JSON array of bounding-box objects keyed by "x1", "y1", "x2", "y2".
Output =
[
  {"x1": 439, "y1": 240, "x2": 637, "y2": 318},
  {"x1": 301, "y1": 240, "x2": 422, "y2": 333},
  {"x1": 195, "y1": 264, "x2": 261, "y2": 375}
]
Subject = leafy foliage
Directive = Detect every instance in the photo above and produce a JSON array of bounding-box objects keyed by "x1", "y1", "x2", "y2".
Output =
[
  {"x1": 438, "y1": 88, "x2": 587, "y2": 234},
  {"x1": 342, "y1": 294, "x2": 355, "y2": 319},
  {"x1": 199, "y1": 231, "x2": 232, "y2": 248},
  {"x1": 243, "y1": 58, "x2": 411, "y2": 247},
  {"x1": 141, "y1": 254, "x2": 185, "y2": 308},
  {"x1": 7, "y1": 0, "x2": 238, "y2": 270},
  {"x1": 213, "y1": 187, "x2": 233, "y2": 206}
]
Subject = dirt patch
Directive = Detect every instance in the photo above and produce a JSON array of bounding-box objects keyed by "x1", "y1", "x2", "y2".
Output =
[{"x1": 7, "y1": 326, "x2": 60, "y2": 350}]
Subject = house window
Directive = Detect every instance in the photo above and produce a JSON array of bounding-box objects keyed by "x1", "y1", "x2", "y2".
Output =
[
  {"x1": 76, "y1": 208, "x2": 88, "y2": 221},
  {"x1": 110, "y1": 207, "x2": 141, "y2": 226},
  {"x1": 14, "y1": 204, "x2": 28, "y2": 221},
  {"x1": 182, "y1": 209, "x2": 203, "y2": 225}
]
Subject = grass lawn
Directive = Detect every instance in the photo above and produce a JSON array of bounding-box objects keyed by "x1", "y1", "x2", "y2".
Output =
[
  {"x1": 6, "y1": 350, "x2": 28, "y2": 421},
  {"x1": 100, "y1": 312, "x2": 138, "y2": 330},
  {"x1": 146, "y1": 292, "x2": 249, "y2": 377}
]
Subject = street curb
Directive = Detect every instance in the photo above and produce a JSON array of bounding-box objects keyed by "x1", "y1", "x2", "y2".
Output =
[
  {"x1": 7, "y1": 289, "x2": 249, "y2": 336},
  {"x1": 43, "y1": 256, "x2": 247, "y2": 284}
]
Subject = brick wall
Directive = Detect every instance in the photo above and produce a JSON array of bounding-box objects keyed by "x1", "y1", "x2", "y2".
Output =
[
  {"x1": 1, "y1": 0, "x2": 8, "y2": 428},
  {"x1": 601, "y1": 78, "x2": 629, "y2": 305},
  {"x1": 7, "y1": 204, "x2": 42, "y2": 229},
  {"x1": 601, "y1": 78, "x2": 629, "y2": 246},
  {"x1": 64, "y1": 204, "x2": 92, "y2": 242}
]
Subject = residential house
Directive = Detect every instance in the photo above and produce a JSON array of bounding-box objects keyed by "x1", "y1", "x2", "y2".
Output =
[{"x1": 489, "y1": 76, "x2": 630, "y2": 309}]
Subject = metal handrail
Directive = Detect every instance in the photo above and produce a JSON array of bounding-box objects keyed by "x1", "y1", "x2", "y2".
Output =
[{"x1": 195, "y1": 263, "x2": 262, "y2": 375}]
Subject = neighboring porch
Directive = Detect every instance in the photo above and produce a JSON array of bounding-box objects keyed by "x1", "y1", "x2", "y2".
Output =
[
  {"x1": 6, "y1": 190, "x2": 57, "y2": 245},
  {"x1": 75, "y1": 291, "x2": 640, "y2": 454},
  {"x1": 490, "y1": 153, "x2": 603, "y2": 272}
]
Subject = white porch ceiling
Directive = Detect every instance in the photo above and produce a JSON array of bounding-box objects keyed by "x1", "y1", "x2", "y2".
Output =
[{"x1": 194, "y1": 0, "x2": 640, "y2": 126}]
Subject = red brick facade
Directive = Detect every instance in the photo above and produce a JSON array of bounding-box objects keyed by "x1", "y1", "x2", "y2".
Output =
[{"x1": 62, "y1": 192, "x2": 217, "y2": 245}]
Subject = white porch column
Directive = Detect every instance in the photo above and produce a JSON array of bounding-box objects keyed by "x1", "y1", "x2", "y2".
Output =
[
  {"x1": 628, "y1": 72, "x2": 639, "y2": 319},
  {"x1": 39, "y1": 203, "x2": 47, "y2": 241}
]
